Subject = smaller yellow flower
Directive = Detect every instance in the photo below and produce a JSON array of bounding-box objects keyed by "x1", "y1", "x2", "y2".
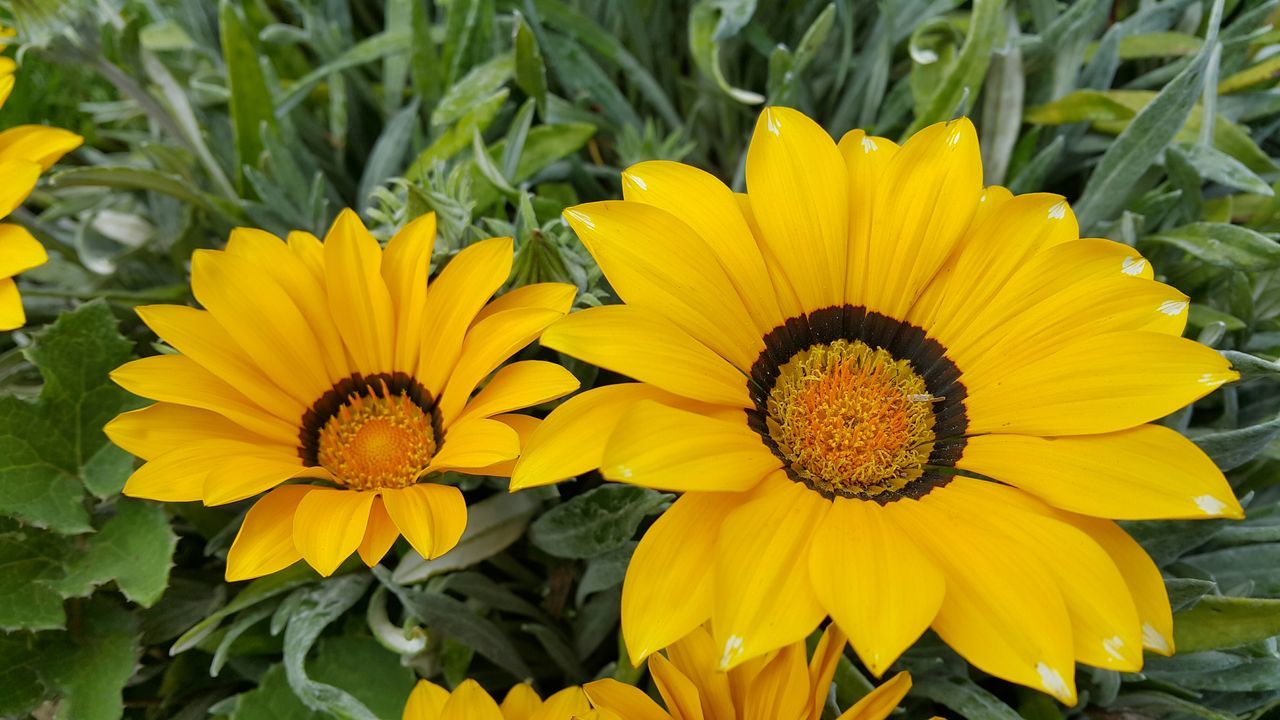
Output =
[
  {"x1": 0, "y1": 26, "x2": 83, "y2": 330},
  {"x1": 585, "y1": 625, "x2": 921, "y2": 720},
  {"x1": 403, "y1": 679, "x2": 594, "y2": 720}
]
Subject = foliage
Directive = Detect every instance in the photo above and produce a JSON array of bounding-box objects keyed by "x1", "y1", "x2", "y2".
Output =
[{"x1": 3, "y1": 0, "x2": 1280, "y2": 718}]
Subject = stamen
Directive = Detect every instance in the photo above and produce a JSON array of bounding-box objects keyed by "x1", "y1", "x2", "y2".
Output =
[{"x1": 311, "y1": 377, "x2": 437, "y2": 490}]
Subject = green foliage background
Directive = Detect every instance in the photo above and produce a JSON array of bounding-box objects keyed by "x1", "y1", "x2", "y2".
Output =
[{"x1": 3, "y1": 0, "x2": 1280, "y2": 717}]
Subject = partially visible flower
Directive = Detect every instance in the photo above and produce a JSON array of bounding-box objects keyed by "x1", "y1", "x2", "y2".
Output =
[
  {"x1": 403, "y1": 679, "x2": 594, "y2": 720},
  {"x1": 0, "y1": 25, "x2": 83, "y2": 330},
  {"x1": 585, "y1": 625, "x2": 921, "y2": 720},
  {"x1": 106, "y1": 210, "x2": 578, "y2": 580}
]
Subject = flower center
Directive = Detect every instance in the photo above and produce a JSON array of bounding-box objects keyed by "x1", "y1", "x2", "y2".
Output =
[
  {"x1": 765, "y1": 339, "x2": 936, "y2": 497},
  {"x1": 299, "y1": 373, "x2": 441, "y2": 491}
]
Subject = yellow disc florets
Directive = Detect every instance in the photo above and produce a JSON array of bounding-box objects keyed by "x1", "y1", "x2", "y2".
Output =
[
  {"x1": 316, "y1": 382, "x2": 436, "y2": 490},
  {"x1": 766, "y1": 339, "x2": 936, "y2": 497}
]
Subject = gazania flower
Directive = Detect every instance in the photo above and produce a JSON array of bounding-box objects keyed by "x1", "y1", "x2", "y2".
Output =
[
  {"x1": 0, "y1": 26, "x2": 83, "y2": 330},
  {"x1": 403, "y1": 679, "x2": 592, "y2": 720},
  {"x1": 585, "y1": 625, "x2": 923, "y2": 720},
  {"x1": 510, "y1": 107, "x2": 1242, "y2": 703},
  {"x1": 106, "y1": 210, "x2": 577, "y2": 580}
]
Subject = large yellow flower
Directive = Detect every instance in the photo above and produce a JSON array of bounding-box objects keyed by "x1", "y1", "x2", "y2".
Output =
[
  {"x1": 510, "y1": 107, "x2": 1242, "y2": 703},
  {"x1": 585, "y1": 625, "x2": 921, "y2": 720},
  {"x1": 0, "y1": 26, "x2": 83, "y2": 330},
  {"x1": 106, "y1": 210, "x2": 578, "y2": 580}
]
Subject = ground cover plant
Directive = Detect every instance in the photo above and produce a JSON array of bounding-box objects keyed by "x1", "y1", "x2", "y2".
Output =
[{"x1": 4, "y1": 0, "x2": 1280, "y2": 718}]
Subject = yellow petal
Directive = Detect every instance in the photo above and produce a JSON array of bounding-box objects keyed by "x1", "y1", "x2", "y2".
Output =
[
  {"x1": 287, "y1": 230, "x2": 326, "y2": 281},
  {"x1": 808, "y1": 498, "x2": 943, "y2": 676},
  {"x1": 382, "y1": 212, "x2": 436, "y2": 373},
  {"x1": 623, "y1": 492, "x2": 747, "y2": 664},
  {"x1": 664, "y1": 626, "x2": 736, "y2": 720},
  {"x1": 564, "y1": 201, "x2": 760, "y2": 369},
  {"x1": 474, "y1": 282, "x2": 576, "y2": 324},
  {"x1": 110, "y1": 354, "x2": 299, "y2": 445},
  {"x1": 437, "y1": 307, "x2": 564, "y2": 425},
  {"x1": 964, "y1": 331, "x2": 1238, "y2": 435},
  {"x1": 887, "y1": 492, "x2": 1077, "y2": 704},
  {"x1": 743, "y1": 642, "x2": 811, "y2": 720},
  {"x1": 417, "y1": 237, "x2": 514, "y2": 396},
  {"x1": 500, "y1": 684, "x2": 542, "y2": 720},
  {"x1": 404, "y1": 680, "x2": 451, "y2": 720},
  {"x1": 908, "y1": 192, "x2": 1076, "y2": 345},
  {"x1": 531, "y1": 687, "x2": 591, "y2": 720},
  {"x1": 225, "y1": 227, "x2": 349, "y2": 382},
  {"x1": 808, "y1": 625, "x2": 847, "y2": 720},
  {"x1": 0, "y1": 223, "x2": 46, "y2": 277},
  {"x1": 441, "y1": 679, "x2": 504, "y2": 720},
  {"x1": 292, "y1": 488, "x2": 376, "y2": 576},
  {"x1": 357, "y1": 495, "x2": 400, "y2": 566},
  {"x1": 190, "y1": 249, "x2": 331, "y2": 405},
  {"x1": 862, "y1": 118, "x2": 982, "y2": 317},
  {"x1": 225, "y1": 485, "x2": 312, "y2": 581},
  {"x1": 837, "y1": 671, "x2": 912, "y2": 720},
  {"x1": 382, "y1": 483, "x2": 467, "y2": 560},
  {"x1": 0, "y1": 125, "x2": 83, "y2": 170},
  {"x1": 836, "y1": 130, "x2": 898, "y2": 307},
  {"x1": 583, "y1": 679, "x2": 671, "y2": 720},
  {"x1": 934, "y1": 480, "x2": 1143, "y2": 672},
  {"x1": 456, "y1": 360, "x2": 580, "y2": 423},
  {"x1": 744, "y1": 107, "x2": 849, "y2": 312},
  {"x1": 123, "y1": 445, "x2": 221, "y2": 502},
  {"x1": 650, "y1": 653, "x2": 707, "y2": 720},
  {"x1": 323, "y1": 209, "x2": 396, "y2": 374},
  {"x1": 733, "y1": 192, "x2": 806, "y2": 318},
  {"x1": 427, "y1": 417, "x2": 520, "y2": 473},
  {"x1": 0, "y1": 159, "x2": 40, "y2": 217},
  {"x1": 959, "y1": 424, "x2": 1242, "y2": 520},
  {"x1": 0, "y1": 276, "x2": 23, "y2": 330},
  {"x1": 601, "y1": 400, "x2": 778, "y2": 492},
  {"x1": 621, "y1": 160, "x2": 784, "y2": 333},
  {"x1": 464, "y1": 413, "x2": 540, "y2": 478},
  {"x1": 106, "y1": 402, "x2": 278, "y2": 461},
  {"x1": 202, "y1": 451, "x2": 310, "y2": 505},
  {"x1": 135, "y1": 304, "x2": 306, "y2": 423},
  {"x1": 0, "y1": 74, "x2": 13, "y2": 110},
  {"x1": 540, "y1": 306, "x2": 750, "y2": 408},
  {"x1": 713, "y1": 476, "x2": 828, "y2": 670},
  {"x1": 1056, "y1": 512, "x2": 1175, "y2": 655}
]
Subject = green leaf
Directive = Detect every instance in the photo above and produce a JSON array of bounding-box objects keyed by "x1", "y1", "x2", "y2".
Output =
[
  {"x1": 529, "y1": 485, "x2": 668, "y2": 559},
  {"x1": 1174, "y1": 595, "x2": 1280, "y2": 652},
  {"x1": 432, "y1": 53, "x2": 515, "y2": 128},
  {"x1": 1192, "y1": 417, "x2": 1280, "y2": 471},
  {"x1": 219, "y1": 0, "x2": 277, "y2": 190},
  {"x1": 688, "y1": 1, "x2": 764, "y2": 105},
  {"x1": 1072, "y1": 0, "x2": 1223, "y2": 229},
  {"x1": 0, "y1": 633, "x2": 47, "y2": 717},
  {"x1": 390, "y1": 584, "x2": 532, "y2": 680},
  {"x1": 171, "y1": 562, "x2": 318, "y2": 655},
  {"x1": 0, "y1": 522, "x2": 68, "y2": 631},
  {"x1": 41, "y1": 599, "x2": 140, "y2": 720},
  {"x1": 357, "y1": 98, "x2": 421, "y2": 207},
  {"x1": 54, "y1": 500, "x2": 177, "y2": 607},
  {"x1": 0, "y1": 302, "x2": 135, "y2": 533},
  {"x1": 513, "y1": 11, "x2": 548, "y2": 114},
  {"x1": 282, "y1": 575, "x2": 379, "y2": 720},
  {"x1": 912, "y1": 674, "x2": 1024, "y2": 720},
  {"x1": 406, "y1": 89, "x2": 508, "y2": 180},
  {"x1": 229, "y1": 664, "x2": 314, "y2": 720},
  {"x1": 47, "y1": 167, "x2": 226, "y2": 217},
  {"x1": 1146, "y1": 222, "x2": 1280, "y2": 271},
  {"x1": 904, "y1": 0, "x2": 1007, "y2": 135},
  {"x1": 1176, "y1": 142, "x2": 1274, "y2": 196},
  {"x1": 1183, "y1": 543, "x2": 1280, "y2": 596},
  {"x1": 275, "y1": 30, "x2": 414, "y2": 116},
  {"x1": 308, "y1": 637, "x2": 415, "y2": 719}
]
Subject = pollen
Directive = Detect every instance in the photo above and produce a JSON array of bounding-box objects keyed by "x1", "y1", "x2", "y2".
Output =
[
  {"x1": 766, "y1": 339, "x2": 936, "y2": 497},
  {"x1": 316, "y1": 381, "x2": 437, "y2": 490}
]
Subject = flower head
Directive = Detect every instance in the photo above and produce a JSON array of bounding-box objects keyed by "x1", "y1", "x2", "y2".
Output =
[
  {"x1": 0, "y1": 26, "x2": 83, "y2": 330},
  {"x1": 511, "y1": 107, "x2": 1242, "y2": 704},
  {"x1": 107, "y1": 210, "x2": 577, "y2": 579},
  {"x1": 403, "y1": 679, "x2": 593, "y2": 720}
]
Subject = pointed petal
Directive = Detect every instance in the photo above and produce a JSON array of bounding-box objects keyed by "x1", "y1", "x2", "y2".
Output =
[
  {"x1": 202, "y1": 451, "x2": 310, "y2": 505},
  {"x1": 0, "y1": 159, "x2": 40, "y2": 216},
  {"x1": 623, "y1": 491, "x2": 747, "y2": 665},
  {"x1": 531, "y1": 687, "x2": 590, "y2": 720},
  {"x1": 323, "y1": 209, "x2": 396, "y2": 373},
  {"x1": 500, "y1": 684, "x2": 542, "y2": 720},
  {"x1": 602, "y1": 400, "x2": 777, "y2": 492},
  {"x1": 382, "y1": 483, "x2": 467, "y2": 561},
  {"x1": 0, "y1": 277, "x2": 23, "y2": 330},
  {"x1": 427, "y1": 417, "x2": 519, "y2": 473},
  {"x1": 0, "y1": 223, "x2": 45, "y2": 277},
  {"x1": 809, "y1": 498, "x2": 943, "y2": 676},
  {"x1": 808, "y1": 625, "x2": 847, "y2": 720},
  {"x1": 540, "y1": 305, "x2": 750, "y2": 408},
  {"x1": 745, "y1": 107, "x2": 849, "y2": 312},
  {"x1": 106, "y1": 402, "x2": 278, "y2": 461},
  {"x1": 474, "y1": 282, "x2": 576, "y2": 324},
  {"x1": 225, "y1": 486, "x2": 312, "y2": 581},
  {"x1": 456, "y1": 360, "x2": 579, "y2": 423},
  {"x1": 836, "y1": 130, "x2": 898, "y2": 307},
  {"x1": 357, "y1": 495, "x2": 400, "y2": 566},
  {"x1": 441, "y1": 680, "x2": 504, "y2": 720},
  {"x1": 664, "y1": 626, "x2": 736, "y2": 720},
  {"x1": 583, "y1": 679, "x2": 672, "y2": 720},
  {"x1": 292, "y1": 488, "x2": 376, "y2": 576},
  {"x1": 836, "y1": 671, "x2": 912, "y2": 720},
  {"x1": 437, "y1": 307, "x2": 563, "y2": 425},
  {"x1": 382, "y1": 212, "x2": 436, "y2": 373},
  {"x1": 713, "y1": 476, "x2": 828, "y2": 669},
  {"x1": 404, "y1": 680, "x2": 451, "y2": 720},
  {"x1": 0, "y1": 125, "x2": 82, "y2": 170},
  {"x1": 651, "y1": 653, "x2": 707, "y2": 720}
]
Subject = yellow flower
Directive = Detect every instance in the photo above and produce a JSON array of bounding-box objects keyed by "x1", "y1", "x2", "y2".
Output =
[
  {"x1": 510, "y1": 107, "x2": 1243, "y2": 704},
  {"x1": 586, "y1": 625, "x2": 921, "y2": 720},
  {"x1": 0, "y1": 26, "x2": 83, "y2": 330},
  {"x1": 403, "y1": 679, "x2": 593, "y2": 720},
  {"x1": 106, "y1": 210, "x2": 578, "y2": 580}
]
